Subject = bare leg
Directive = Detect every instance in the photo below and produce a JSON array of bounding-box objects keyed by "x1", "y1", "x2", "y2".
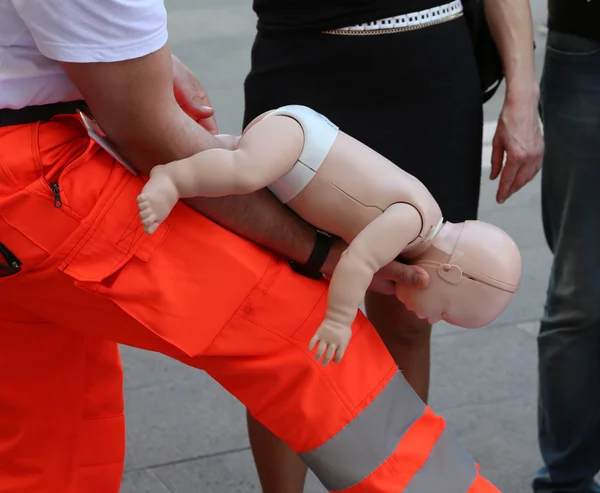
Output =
[
  {"x1": 364, "y1": 291, "x2": 432, "y2": 402},
  {"x1": 247, "y1": 411, "x2": 308, "y2": 493},
  {"x1": 309, "y1": 203, "x2": 422, "y2": 365}
]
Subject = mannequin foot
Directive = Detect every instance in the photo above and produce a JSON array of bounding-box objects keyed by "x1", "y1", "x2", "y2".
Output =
[{"x1": 137, "y1": 165, "x2": 180, "y2": 234}]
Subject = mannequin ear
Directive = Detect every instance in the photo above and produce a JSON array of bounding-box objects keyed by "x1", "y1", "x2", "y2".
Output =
[{"x1": 437, "y1": 263, "x2": 462, "y2": 284}]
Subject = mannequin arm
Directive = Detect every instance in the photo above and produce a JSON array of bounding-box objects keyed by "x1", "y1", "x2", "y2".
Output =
[{"x1": 309, "y1": 202, "x2": 422, "y2": 365}]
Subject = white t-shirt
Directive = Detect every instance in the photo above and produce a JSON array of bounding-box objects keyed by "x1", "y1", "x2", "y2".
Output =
[{"x1": 0, "y1": 0, "x2": 168, "y2": 110}]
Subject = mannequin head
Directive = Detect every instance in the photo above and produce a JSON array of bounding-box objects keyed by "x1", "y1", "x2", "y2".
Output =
[{"x1": 395, "y1": 220, "x2": 522, "y2": 328}]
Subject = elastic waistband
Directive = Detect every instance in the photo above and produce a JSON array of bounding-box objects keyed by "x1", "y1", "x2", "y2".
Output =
[
  {"x1": 323, "y1": 0, "x2": 463, "y2": 35},
  {"x1": 0, "y1": 100, "x2": 87, "y2": 128}
]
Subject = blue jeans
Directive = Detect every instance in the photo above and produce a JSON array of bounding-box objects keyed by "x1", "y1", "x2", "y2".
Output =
[{"x1": 533, "y1": 31, "x2": 600, "y2": 493}]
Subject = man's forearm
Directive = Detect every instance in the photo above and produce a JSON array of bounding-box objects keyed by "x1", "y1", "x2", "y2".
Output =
[
  {"x1": 186, "y1": 192, "x2": 319, "y2": 264},
  {"x1": 484, "y1": 0, "x2": 538, "y2": 100}
]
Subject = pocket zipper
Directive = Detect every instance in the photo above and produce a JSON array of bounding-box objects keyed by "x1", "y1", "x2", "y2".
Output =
[{"x1": 49, "y1": 182, "x2": 63, "y2": 208}]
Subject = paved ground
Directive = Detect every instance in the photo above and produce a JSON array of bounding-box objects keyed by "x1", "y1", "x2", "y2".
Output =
[{"x1": 120, "y1": 1, "x2": 554, "y2": 492}]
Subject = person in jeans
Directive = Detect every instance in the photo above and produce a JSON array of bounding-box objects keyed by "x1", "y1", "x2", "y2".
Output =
[{"x1": 534, "y1": 1, "x2": 600, "y2": 492}]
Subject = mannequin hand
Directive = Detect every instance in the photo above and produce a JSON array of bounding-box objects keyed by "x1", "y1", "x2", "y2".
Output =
[
  {"x1": 321, "y1": 238, "x2": 429, "y2": 295},
  {"x1": 171, "y1": 54, "x2": 218, "y2": 135},
  {"x1": 308, "y1": 320, "x2": 352, "y2": 366},
  {"x1": 490, "y1": 93, "x2": 543, "y2": 204}
]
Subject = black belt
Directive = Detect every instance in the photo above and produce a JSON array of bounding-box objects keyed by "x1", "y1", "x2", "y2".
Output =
[{"x1": 0, "y1": 100, "x2": 87, "y2": 128}]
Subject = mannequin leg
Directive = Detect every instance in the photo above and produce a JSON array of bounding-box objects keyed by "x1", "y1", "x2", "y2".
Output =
[{"x1": 364, "y1": 292, "x2": 432, "y2": 402}]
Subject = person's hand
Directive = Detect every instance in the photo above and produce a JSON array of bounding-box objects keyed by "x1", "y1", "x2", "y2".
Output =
[
  {"x1": 490, "y1": 92, "x2": 544, "y2": 204},
  {"x1": 322, "y1": 237, "x2": 429, "y2": 295},
  {"x1": 171, "y1": 54, "x2": 218, "y2": 135}
]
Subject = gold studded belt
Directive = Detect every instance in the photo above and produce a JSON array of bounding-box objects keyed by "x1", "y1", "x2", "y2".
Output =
[{"x1": 322, "y1": 0, "x2": 463, "y2": 35}]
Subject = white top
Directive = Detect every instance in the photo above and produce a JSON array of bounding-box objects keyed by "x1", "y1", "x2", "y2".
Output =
[
  {"x1": 0, "y1": 0, "x2": 168, "y2": 110},
  {"x1": 267, "y1": 105, "x2": 339, "y2": 204}
]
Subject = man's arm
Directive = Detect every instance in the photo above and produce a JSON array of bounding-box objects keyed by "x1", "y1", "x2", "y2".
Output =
[
  {"x1": 61, "y1": 44, "x2": 320, "y2": 265},
  {"x1": 484, "y1": 0, "x2": 544, "y2": 204},
  {"x1": 484, "y1": 0, "x2": 537, "y2": 99}
]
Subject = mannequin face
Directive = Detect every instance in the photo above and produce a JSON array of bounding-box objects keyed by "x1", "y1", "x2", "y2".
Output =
[{"x1": 396, "y1": 219, "x2": 522, "y2": 329}]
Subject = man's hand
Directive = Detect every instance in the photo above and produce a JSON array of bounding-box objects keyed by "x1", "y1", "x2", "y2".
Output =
[
  {"x1": 172, "y1": 54, "x2": 218, "y2": 135},
  {"x1": 490, "y1": 93, "x2": 544, "y2": 204},
  {"x1": 321, "y1": 237, "x2": 429, "y2": 295}
]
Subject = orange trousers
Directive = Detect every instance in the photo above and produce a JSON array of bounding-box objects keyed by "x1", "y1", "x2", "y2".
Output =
[{"x1": 0, "y1": 115, "x2": 500, "y2": 492}]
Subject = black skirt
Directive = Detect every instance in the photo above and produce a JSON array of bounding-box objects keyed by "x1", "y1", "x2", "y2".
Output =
[{"x1": 243, "y1": 14, "x2": 483, "y2": 222}]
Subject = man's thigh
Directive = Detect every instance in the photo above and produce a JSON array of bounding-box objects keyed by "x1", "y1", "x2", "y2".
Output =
[
  {"x1": 540, "y1": 31, "x2": 600, "y2": 322},
  {"x1": 0, "y1": 303, "x2": 125, "y2": 493}
]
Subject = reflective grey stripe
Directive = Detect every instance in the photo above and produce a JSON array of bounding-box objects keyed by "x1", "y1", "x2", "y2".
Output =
[
  {"x1": 404, "y1": 428, "x2": 477, "y2": 493},
  {"x1": 299, "y1": 371, "x2": 425, "y2": 492}
]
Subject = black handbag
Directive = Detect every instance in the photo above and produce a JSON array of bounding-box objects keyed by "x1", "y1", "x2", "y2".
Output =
[{"x1": 462, "y1": 0, "x2": 504, "y2": 103}]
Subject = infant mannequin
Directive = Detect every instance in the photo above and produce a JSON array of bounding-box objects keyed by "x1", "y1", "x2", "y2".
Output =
[{"x1": 137, "y1": 105, "x2": 522, "y2": 365}]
